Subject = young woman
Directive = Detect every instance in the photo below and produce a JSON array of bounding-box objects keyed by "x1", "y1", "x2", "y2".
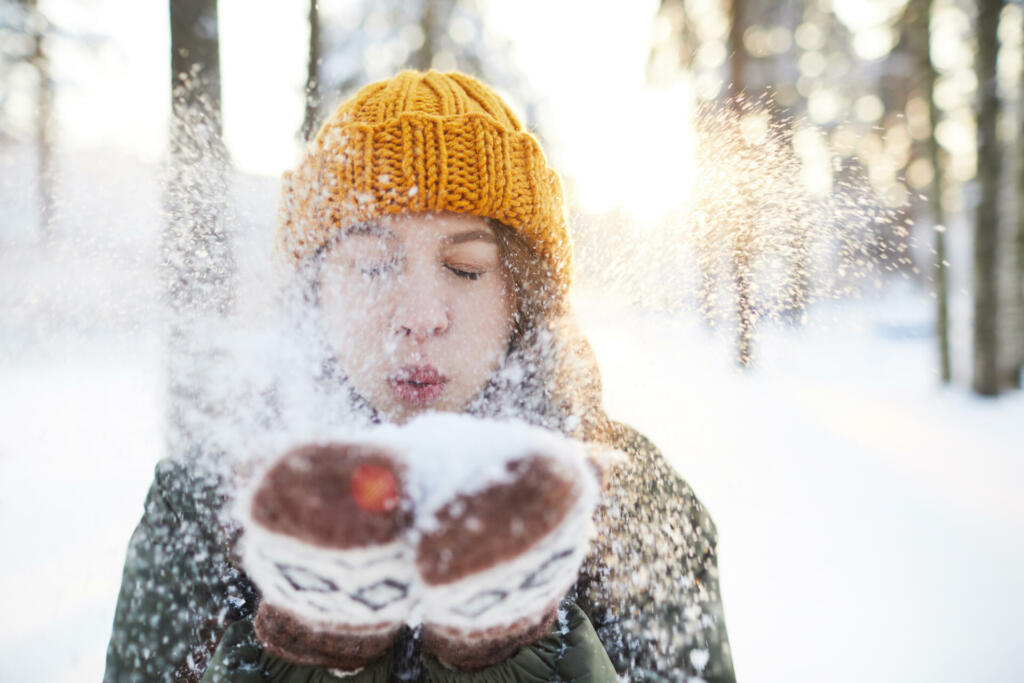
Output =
[{"x1": 104, "y1": 69, "x2": 736, "y2": 683}]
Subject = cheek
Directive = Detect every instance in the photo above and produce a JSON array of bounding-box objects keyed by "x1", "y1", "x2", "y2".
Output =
[
  {"x1": 456, "y1": 279, "x2": 514, "y2": 354},
  {"x1": 320, "y1": 281, "x2": 392, "y2": 360}
]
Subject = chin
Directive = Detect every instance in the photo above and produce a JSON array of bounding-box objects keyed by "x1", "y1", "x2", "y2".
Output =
[{"x1": 379, "y1": 395, "x2": 466, "y2": 424}]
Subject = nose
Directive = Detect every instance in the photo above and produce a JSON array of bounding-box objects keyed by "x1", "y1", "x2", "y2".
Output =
[{"x1": 392, "y1": 272, "x2": 450, "y2": 341}]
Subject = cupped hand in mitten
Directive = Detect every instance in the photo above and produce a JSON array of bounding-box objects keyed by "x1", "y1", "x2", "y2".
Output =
[
  {"x1": 403, "y1": 417, "x2": 601, "y2": 671},
  {"x1": 235, "y1": 415, "x2": 602, "y2": 674},
  {"x1": 237, "y1": 442, "x2": 415, "y2": 672}
]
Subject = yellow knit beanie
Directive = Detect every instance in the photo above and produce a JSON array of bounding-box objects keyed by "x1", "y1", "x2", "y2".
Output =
[{"x1": 276, "y1": 69, "x2": 572, "y2": 289}]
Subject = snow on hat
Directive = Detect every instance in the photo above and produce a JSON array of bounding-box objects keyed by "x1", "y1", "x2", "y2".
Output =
[{"x1": 275, "y1": 69, "x2": 572, "y2": 290}]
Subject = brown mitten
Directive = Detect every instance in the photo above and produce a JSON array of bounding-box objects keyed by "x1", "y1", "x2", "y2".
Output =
[
  {"x1": 237, "y1": 443, "x2": 415, "y2": 671},
  {"x1": 410, "y1": 424, "x2": 599, "y2": 672},
  {"x1": 236, "y1": 416, "x2": 599, "y2": 674}
]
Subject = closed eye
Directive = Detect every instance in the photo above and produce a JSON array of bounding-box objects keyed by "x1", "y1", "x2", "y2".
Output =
[{"x1": 445, "y1": 265, "x2": 482, "y2": 280}]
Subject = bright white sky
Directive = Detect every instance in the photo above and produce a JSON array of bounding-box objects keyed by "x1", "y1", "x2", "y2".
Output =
[{"x1": 42, "y1": 0, "x2": 697, "y2": 222}]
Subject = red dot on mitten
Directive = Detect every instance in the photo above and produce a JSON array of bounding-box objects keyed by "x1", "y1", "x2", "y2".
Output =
[
  {"x1": 250, "y1": 445, "x2": 407, "y2": 548},
  {"x1": 244, "y1": 444, "x2": 413, "y2": 672},
  {"x1": 351, "y1": 464, "x2": 399, "y2": 513}
]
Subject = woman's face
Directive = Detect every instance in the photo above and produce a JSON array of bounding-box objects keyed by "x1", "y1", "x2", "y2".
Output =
[{"x1": 319, "y1": 212, "x2": 515, "y2": 422}]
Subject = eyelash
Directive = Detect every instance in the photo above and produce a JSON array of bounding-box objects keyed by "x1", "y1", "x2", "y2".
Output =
[
  {"x1": 446, "y1": 265, "x2": 482, "y2": 280},
  {"x1": 358, "y1": 262, "x2": 483, "y2": 280}
]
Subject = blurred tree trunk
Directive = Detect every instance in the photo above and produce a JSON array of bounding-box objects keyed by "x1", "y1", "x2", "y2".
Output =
[
  {"x1": 728, "y1": 0, "x2": 755, "y2": 368},
  {"x1": 777, "y1": 6, "x2": 811, "y2": 326},
  {"x1": 1012, "y1": 54, "x2": 1024, "y2": 387},
  {"x1": 971, "y1": 0, "x2": 1002, "y2": 396},
  {"x1": 926, "y1": 13, "x2": 952, "y2": 385},
  {"x1": 164, "y1": 0, "x2": 234, "y2": 456},
  {"x1": 908, "y1": 0, "x2": 952, "y2": 383},
  {"x1": 300, "y1": 0, "x2": 321, "y2": 143},
  {"x1": 648, "y1": 0, "x2": 715, "y2": 329},
  {"x1": 409, "y1": 0, "x2": 437, "y2": 71},
  {"x1": 26, "y1": 0, "x2": 55, "y2": 245},
  {"x1": 728, "y1": 0, "x2": 746, "y2": 99}
]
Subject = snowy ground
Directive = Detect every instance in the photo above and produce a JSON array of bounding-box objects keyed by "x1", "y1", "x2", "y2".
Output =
[
  {"x1": 577, "y1": 290, "x2": 1024, "y2": 683},
  {"x1": 1, "y1": 153, "x2": 1021, "y2": 682},
  {"x1": 1, "y1": 285, "x2": 1020, "y2": 683}
]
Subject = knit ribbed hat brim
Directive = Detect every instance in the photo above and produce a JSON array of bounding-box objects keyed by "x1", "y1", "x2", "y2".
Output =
[{"x1": 276, "y1": 70, "x2": 571, "y2": 288}]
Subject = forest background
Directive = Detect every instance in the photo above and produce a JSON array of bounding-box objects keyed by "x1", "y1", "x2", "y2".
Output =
[{"x1": 0, "y1": 0, "x2": 1022, "y2": 682}]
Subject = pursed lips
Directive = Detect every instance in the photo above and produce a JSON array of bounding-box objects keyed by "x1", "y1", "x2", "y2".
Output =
[{"x1": 389, "y1": 364, "x2": 448, "y2": 405}]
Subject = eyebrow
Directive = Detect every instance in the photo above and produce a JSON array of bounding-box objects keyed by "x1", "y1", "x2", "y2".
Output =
[
  {"x1": 344, "y1": 221, "x2": 396, "y2": 240},
  {"x1": 443, "y1": 229, "x2": 498, "y2": 246}
]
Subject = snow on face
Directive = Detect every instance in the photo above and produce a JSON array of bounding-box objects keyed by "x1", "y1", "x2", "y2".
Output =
[{"x1": 318, "y1": 212, "x2": 515, "y2": 423}]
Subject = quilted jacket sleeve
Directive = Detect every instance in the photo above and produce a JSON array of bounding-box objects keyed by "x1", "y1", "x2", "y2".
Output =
[
  {"x1": 103, "y1": 458, "x2": 256, "y2": 683},
  {"x1": 573, "y1": 423, "x2": 736, "y2": 683}
]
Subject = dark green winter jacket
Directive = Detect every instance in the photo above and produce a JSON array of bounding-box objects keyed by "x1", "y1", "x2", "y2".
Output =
[{"x1": 103, "y1": 423, "x2": 736, "y2": 683}]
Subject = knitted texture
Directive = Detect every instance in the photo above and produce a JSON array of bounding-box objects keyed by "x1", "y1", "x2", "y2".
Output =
[{"x1": 275, "y1": 69, "x2": 572, "y2": 289}]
